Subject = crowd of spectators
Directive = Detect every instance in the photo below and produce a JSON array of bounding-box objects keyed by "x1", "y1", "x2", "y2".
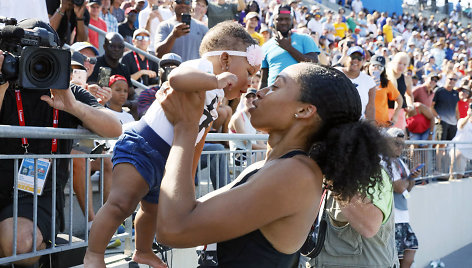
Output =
[{"x1": 2, "y1": 0, "x2": 472, "y2": 266}]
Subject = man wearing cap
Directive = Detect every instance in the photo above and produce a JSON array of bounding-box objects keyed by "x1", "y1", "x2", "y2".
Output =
[
  {"x1": 138, "y1": 0, "x2": 174, "y2": 52},
  {"x1": 118, "y1": 7, "x2": 138, "y2": 43},
  {"x1": 259, "y1": 5, "x2": 319, "y2": 89},
  {"x1": 245, "y1": 12, "x2": 264, "y2": 46},
  {"x1": 192, "y1": 0, "x2": 209, "y2": 26},
  {"x1": 413, "y1": 74, "x2": 439, "y2": 108},
  {"x1": 121, "y1": 29, "x2": 160, "y2": 86},
  {"x1": 47, "y1": 0, "x2": 90, "y2": 45},
  {"x1": 155, "y1": 0, "x2": 208, "y2": 62},
  {"x1": 206, "y1": 0, "x2": 246, "y2": 29},
  {"x1": 307, "y1": 12, "x2": 323, "y2": 36},
  {"x1": 88, "y1": 0, "x2": 108, "y2": 49},
  {"x1": 0, "y1": 19, "x2": 121, "y2": 266},
  {"x1": 338, "y1": 46, "x2": 377, "y2": 120}
]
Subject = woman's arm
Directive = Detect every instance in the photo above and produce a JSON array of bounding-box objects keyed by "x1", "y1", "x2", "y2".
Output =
[
  {"x1": 156, "y1": 89, "x2": 322, "y2": 248},
  {"x1": 390, "y1": 94, "x2": 404, "y2": 125},
  {"x1": 168, "y1": 66, "x2": 237, "y2": 93},
  {"x1": 404, "y1": 75, "x2": 414, "y2": 107},
  {"x1": 339, "y1": 194, "x2": 383, "y2": 238}
]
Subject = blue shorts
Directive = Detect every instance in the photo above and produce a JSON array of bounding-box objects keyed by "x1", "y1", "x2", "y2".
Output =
[{"x1": 112, "y1": 120, "x2": 171, "y2": 204}]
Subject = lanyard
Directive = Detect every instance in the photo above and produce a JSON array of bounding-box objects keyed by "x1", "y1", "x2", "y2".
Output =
[
  {"x1": 133, "y1": 51, "x2": 149, "y2": 71},
  {"x1": 15, "y1": 90, "x2": 59, "y2": 153}
]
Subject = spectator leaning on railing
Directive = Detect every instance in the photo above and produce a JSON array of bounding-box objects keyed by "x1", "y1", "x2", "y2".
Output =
[{"x1": 0, "y1": 19, "x2": 121, "y2": 267}]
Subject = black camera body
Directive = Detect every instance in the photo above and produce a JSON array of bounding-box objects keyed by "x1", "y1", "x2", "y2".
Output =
[{"x1": 0, "y1": 18, "x2": 71, "y2": 90}]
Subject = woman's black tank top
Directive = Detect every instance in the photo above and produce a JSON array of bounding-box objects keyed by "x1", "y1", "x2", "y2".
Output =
[
  {"x1": 389, "y1": 74, "x2": 407, "y2": 109},
  {"x1": 216, "y1": 150, "x2": 307, "y2": 268}
]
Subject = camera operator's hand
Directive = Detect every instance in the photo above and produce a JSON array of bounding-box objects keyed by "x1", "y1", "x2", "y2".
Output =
[
  {"x1": 40, "y1": 88, "x2": 78, "y2": 114},
  {"x1": 171, "y1": 23, "x2": 190, "y2": 38},
  {"x1": 74, "y1": 0, "x2": 88, "y2": 19},
  {"x1": 0, "y1": 51, "x2": 10, "y2": 93}
]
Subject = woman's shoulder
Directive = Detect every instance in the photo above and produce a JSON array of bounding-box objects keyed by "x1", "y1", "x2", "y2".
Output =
[{"x1": 256, "y1": 154, "x2": 322, "y2": 188}]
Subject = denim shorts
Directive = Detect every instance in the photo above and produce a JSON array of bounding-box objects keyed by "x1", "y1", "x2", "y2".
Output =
[{"x1": 112, "y1": 120, "x2": 171, "y2": 204}]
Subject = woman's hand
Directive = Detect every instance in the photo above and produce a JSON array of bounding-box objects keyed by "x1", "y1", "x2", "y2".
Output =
[{"x1": 159, "y1": 85, "x2": 205, "y2": 127}]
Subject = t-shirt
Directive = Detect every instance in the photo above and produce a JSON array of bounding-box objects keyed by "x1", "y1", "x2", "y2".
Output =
[
  {"x1": 142, "y1": 58, "x2": 225, "y2": 145},
  {"x1": 262, "y1": 32, "x2": 320, "y2": 86},
  {"x1": 207, "y1": 2, "x2": 238, "y2": 29},
  {"x1": 88, "y1": 56, "x2": 133, "y2": 88},
  {"x1": 0, "y1": 84, "x2": 100, "y2": 229},
  {"x1": 433, "y1": 87, "x2": 459, "y2": 125},
  {"x1": 137, "y1": 86, "x2": 159, "y2": 118},
  {"x1": 389, "y1": 159, "x2": 410, "y2": 223},
  {"x1": 375, "y1": 81, "x2": 400, "y2": 126},
  {"x1": 250, "y1": 31, "x2": 265, "y2": 46},
  {"x1": 46, "y1": 0, "x2": 91, "y2": 45},
  {"x1": 412, "y1": 85, "x2": 435, "y2": 107},
  {"x1": 307, "y1": 18, "x2": 323, "y2": 36},
  {"x1": 155, "y1": 17, "x2": 208, "y2": 62},
  {"x1": 89, "y1": 17, "x2": 107, "y2": 49},
  {"x1": 346, "y1": 17, "x2": 357, "y2": 32},
  {"x1": 118, "y1": 22, "x2": 136, "y2": 44},
  {"x1": 333, "y1": 22, "x2": 348, "y2": 38},
  {"x1": 372, "y1": 169, "x2": 394, "y2": 224},
  {"x1": 382, "y1": 24, "x2": 393, "y2": 43},
  {"x1": 121, "y1": 51, "x2": 160, "y2": 86},
  {"x1": 336, "y1": 68, "x2": 376, "y2": 117},
  {"x1": 138, "y1": 7, "x2": 174, "y2": 52}
]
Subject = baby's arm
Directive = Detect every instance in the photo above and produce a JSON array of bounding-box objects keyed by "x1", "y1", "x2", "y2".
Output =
[{"x1": 168, "y1": 65, "x2": 237, "y2": 92}]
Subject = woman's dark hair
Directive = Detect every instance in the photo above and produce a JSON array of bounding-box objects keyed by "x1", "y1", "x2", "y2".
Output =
[
  {"x1": 199, "y1": 21, "x2": 257, "y2": 56},
  {"x1": 296, "y1": 63, "x2": 393, "y2": 202},
  {"x1": 364, "y1": 62, "x2": 389, "y2": 88},
  {"x1": 244, "y1": 1, "x2": 260, "y2": 14}
]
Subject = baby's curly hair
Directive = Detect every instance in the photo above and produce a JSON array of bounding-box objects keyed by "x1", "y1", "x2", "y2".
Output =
[{"x1": 199, "y1": 21, "x2": 257, "y2": 56}]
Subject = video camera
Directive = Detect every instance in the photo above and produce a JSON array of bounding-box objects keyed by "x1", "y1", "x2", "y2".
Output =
[{"x1": 0, "y1": 17, "x2": 70, "y2": 90}]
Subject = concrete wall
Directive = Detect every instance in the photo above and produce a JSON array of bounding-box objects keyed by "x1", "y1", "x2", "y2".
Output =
[{"x1": 409, "y1": 178, "x2": 472, "y2": 267}]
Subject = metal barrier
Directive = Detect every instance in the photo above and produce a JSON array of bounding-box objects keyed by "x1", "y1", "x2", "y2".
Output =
[{"x1": 0, "y1": 125, "x2": 471, "y2": 265}]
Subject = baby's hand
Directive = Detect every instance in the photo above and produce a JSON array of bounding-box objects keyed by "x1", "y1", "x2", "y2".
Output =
[{"x1": 216, "y1": 72, "x2": 238, "y2": 91}]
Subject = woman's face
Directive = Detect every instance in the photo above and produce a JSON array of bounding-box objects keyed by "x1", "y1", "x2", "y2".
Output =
[
  {"x1": 249, "y1": 66, "x2": 302, "y2": 132},
  {"x1": 395, "y1": 57, "x2": 408, "y2": 73}
]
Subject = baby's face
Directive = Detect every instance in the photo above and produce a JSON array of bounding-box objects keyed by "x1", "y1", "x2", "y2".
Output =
[{"x1": 224, "y1": 55, "x2": 260, "y2": 100}]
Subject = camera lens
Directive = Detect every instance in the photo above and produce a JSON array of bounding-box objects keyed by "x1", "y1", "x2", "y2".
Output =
[
  {"x1": 29, "y1": 54, "x2": 54, "y2": 82},
  {"x1": 23, "y1": 49, "x2": 60, "y2": 88}
]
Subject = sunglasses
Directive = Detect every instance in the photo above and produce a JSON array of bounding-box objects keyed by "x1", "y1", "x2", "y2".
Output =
[
  {"x1": 448, "y1": 77, "x2": 458, "y2": 81},
  {"x1": 372, "y1": 64, "x2": 384, "y2": 71},
  {"x1": 85, "y1": 57, "x2": 97, "y2": 65},
  {"x1": 431, "y1": 78, "x2": 438, "y2": 82},
  {"x1": 349, "y1": 54, "x2": 364, "y2": 61},
  {"x1": 135, "y1": 35, "x2": 150, "y2": 41},
  {"x1": 175, "y1": 0, "x2": 191, "y2": 5}
]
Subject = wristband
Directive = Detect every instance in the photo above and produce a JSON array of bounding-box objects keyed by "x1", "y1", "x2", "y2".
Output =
[
  {"x1": 76, "y1": 17, "x2": 84, "y2": 21},
  {"x1": 56, "y1": 8, "x2": 65, "y2": 16}
]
